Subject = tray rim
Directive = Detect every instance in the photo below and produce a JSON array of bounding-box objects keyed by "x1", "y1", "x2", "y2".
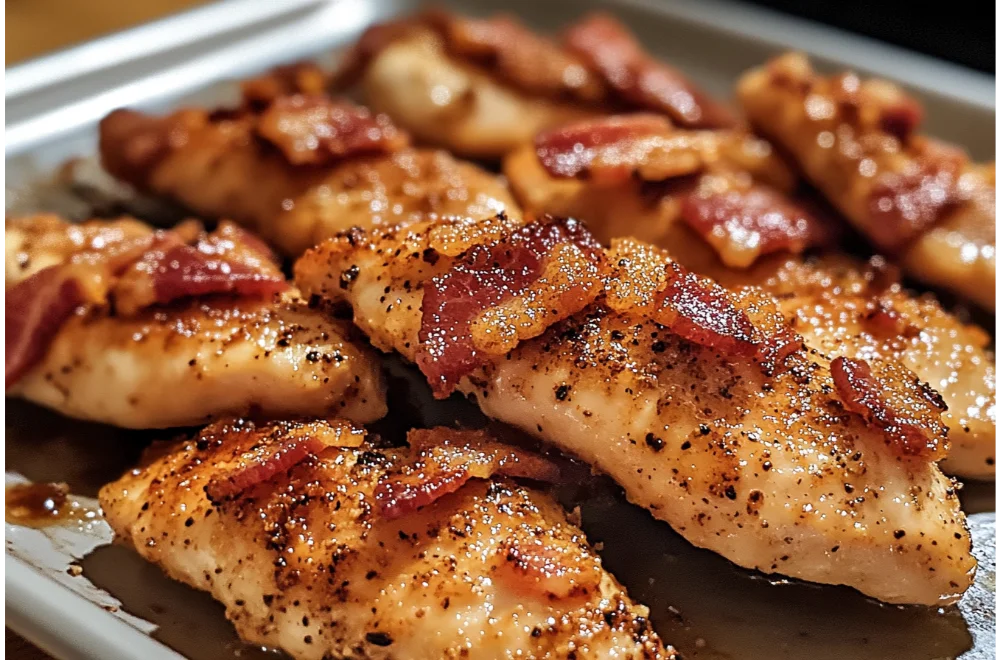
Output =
[{"x1": 4, "y1": 1, "x2": 995, "y2": 658}]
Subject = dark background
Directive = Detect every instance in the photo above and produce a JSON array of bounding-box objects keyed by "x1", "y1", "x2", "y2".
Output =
[{"x1": 746, "y1": 0, "x2": 995, "y2": 73}]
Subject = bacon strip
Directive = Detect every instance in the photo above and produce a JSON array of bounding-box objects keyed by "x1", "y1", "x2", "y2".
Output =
[
  {"x1": 563, "y1": 13, "x2": 734, "y2": 128},
  {"x1": 605, "y1": 239, "x2": 803, "y2": 371},
  {"x1": 255, "y1": 95, "x2": 408, "y2": 166},
  {"x1": 681, "y1": 186, "x2": 836, "y2": 268},
  {"x1": 375, "y1": 428, "x2": 560, "y2": 520},
  {"x1": 204, "y1": 420, "x2": 366, "y2": 503},
  {"x1": 831, "y1": 357, "x2": 947, "y2": 460},
  {"x1": 417, "y1": 217, "x2": 604, "y2": 397},
  {"x1": 534, "y1": 114, "x2": 677, "y2": 182},
  {"x1": 865, "y1": 143, "x2": 964, "y2": 251},
  {"x1": 113, "y1": 221, "x2": 288, "y2": 315},
  {"x1": 5, "y1": 267, "x2": 85, "y2": 388}
]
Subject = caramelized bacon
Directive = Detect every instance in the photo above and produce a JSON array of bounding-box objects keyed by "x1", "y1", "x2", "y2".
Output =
[
  {"x1": 605, "y1": 239, "x2": 803, "y2": 370},
  {"x1": 654, "y1": 262, "x2": 759, "y2": 357},
  {"x1": 534, "y1": 114, "x2": 675, "y2": 181},
  {"x1": 255, "y1": 95, "x2": 408, "y2": 166},
  {"x1": 241, "y1": 61, "x2": 328, "y2": 110},
  {"x1": 113, "y1": 221, "x2": 288, "y2": 315},
  {"x1": 203, "y1": 419, "x2": 366, "y2": 503},
  {"x1": 534, "y1": 114, "x2": 777, "y2": 193},
  {"x1": 5, "y1": 267, "x2": 85, "y2": 388},
  {"x1": 375, "y1": 428, "x2": 560, "y2": 520},
  {"x1": 831, "y1": 357, "x2": 947, "y2": 460},
  {"x1": 417, "y1": 217, "x2": 604, "y2": 397},
  {"x1": 739, "y1": 54, "x2": 973, "y2": 254},
  {"x1": 563, "y1": 13, "x2": 734, "y2": 128},
  {"x1": 681, "y1": 185, "x2": 836, "y2": 267}
]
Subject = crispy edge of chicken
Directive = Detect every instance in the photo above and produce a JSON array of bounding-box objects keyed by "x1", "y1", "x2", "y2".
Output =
[
  {"x1": 98, "y1": 107, "x2": 521, "y2": 258},
  {"x1": 100, "y1": 419, "x2": 673, "y2": 659},
  {"x1": 294, "y1": 218, "x2": 975, "y2": 606},
  {"x1": 501, "y1": 144, "x2": 996, "y2": 480}
]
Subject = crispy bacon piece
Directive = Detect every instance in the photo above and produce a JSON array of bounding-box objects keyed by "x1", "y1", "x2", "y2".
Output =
[
  {"x1": 374, "y1": 428, "x2": 560, "y2": 520},
  {"x1": 681, "y1": 185, "x2": 836, "y2": 268},
  {"x1": 861, "y1": 298, "x2": 921, "y2": 340},
  {"x1": 5, "y1": 268, "x2": 85, "y2": 388},
  {"x1": 831, "y1": 357, "x2": 948, "y2": 460},
  {"x1": 534, "y1": 114, "x2": 677, "y2": 181},
  {"x1": 534, "y1": 114, "x2": 779, "y2": 191},
  {"x1": 113, "y1": 221, "x2": 288, "y2": 315},
  {"x1": 255, "y1": 95, "x2": 408, "y2": 166},
  {"x1": 241, "y1": 61, "x2": 328, "y2": 109},
  {"x1": 605, "y1": 239, "x2": 803, "y2": 371},
  {"x1": 417, "y1": 217, "x2": 604, "y2": 397},
  {"x1": 203, "y1": 419, "x2": 366, "y2": 503},
  {"x1": 563, "y1": 13, "x2": 734, "y2": 128}
]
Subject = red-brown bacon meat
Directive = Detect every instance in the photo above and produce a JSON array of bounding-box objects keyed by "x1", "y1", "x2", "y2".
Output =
[
  {"x1": 417, "y1": 216, "x2": 605, "y2": 396},
  {"x1": 204, "y1": 419, "x2": 367, "y2": 503},
  {"x1": 831, "y1": 357, "x2": 949, "y2": 460},
  {"x1": 374, "y1": 428, "x2": 561, "y2": 520},
  {"x1": 255, "y1": 95, "x2": 409, "y2": 166},
  {"x1": 526, "y1": 113, "x2": 831, "y2": 267},
  {"x1": 563, "y1": 13, "x2": 734, "y2": 128},
  {"x1": 681, "y1": 186, "x2": 836, "y2": 267}
]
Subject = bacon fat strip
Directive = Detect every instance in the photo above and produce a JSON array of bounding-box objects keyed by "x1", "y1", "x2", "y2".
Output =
[
  {"x1": 100, "y1": 420, "x2": 673, "y2": 659},
  {"x1": 737, "y1": 53, "x2": 996, "y2": 310},
  {"x1": 502, "y1": 116, "x2": 996, "y2": 480},
  {"x1": 5, "y1": 216, "x2": 385, "y2": 427},
  {"x1": 98, "y1": 99, "x2": 520, "y2": 258},
  {"x1": 295, "y1": 216, "x2": 975, "y2": 606}
]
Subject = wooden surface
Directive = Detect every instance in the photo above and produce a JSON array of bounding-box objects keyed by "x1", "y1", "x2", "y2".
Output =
[{"x1": 6, "y1": 0, "x2": 207, "y2": 64}]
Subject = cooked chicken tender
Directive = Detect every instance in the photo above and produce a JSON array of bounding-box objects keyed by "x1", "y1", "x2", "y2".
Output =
[
  {"x1": 295, "y1": 216, "x2": 975, "y2": 606},
  {"x1": 99, "y1": 100, "x2": 519, "y2": 258},
  {"x1": 737, "y1": 53, "x2": 996, "y2": 310},
  {"x1": 350, "y1": 29, "x2": 595, "y2": 159},
  {"x1": 9, "y1": 294, "x2": 385, "y2": 428},
  {"x1": 100, "y1": 420, "x2": 673, "y2": 659},
  {"x1": 5, "y1": 215, "x2": 385, "y2": 427}
]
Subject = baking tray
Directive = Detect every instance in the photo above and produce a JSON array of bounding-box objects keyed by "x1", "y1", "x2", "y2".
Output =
[{"x1": 5, "y1": 1, "x2": 996, "y2": 659}]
